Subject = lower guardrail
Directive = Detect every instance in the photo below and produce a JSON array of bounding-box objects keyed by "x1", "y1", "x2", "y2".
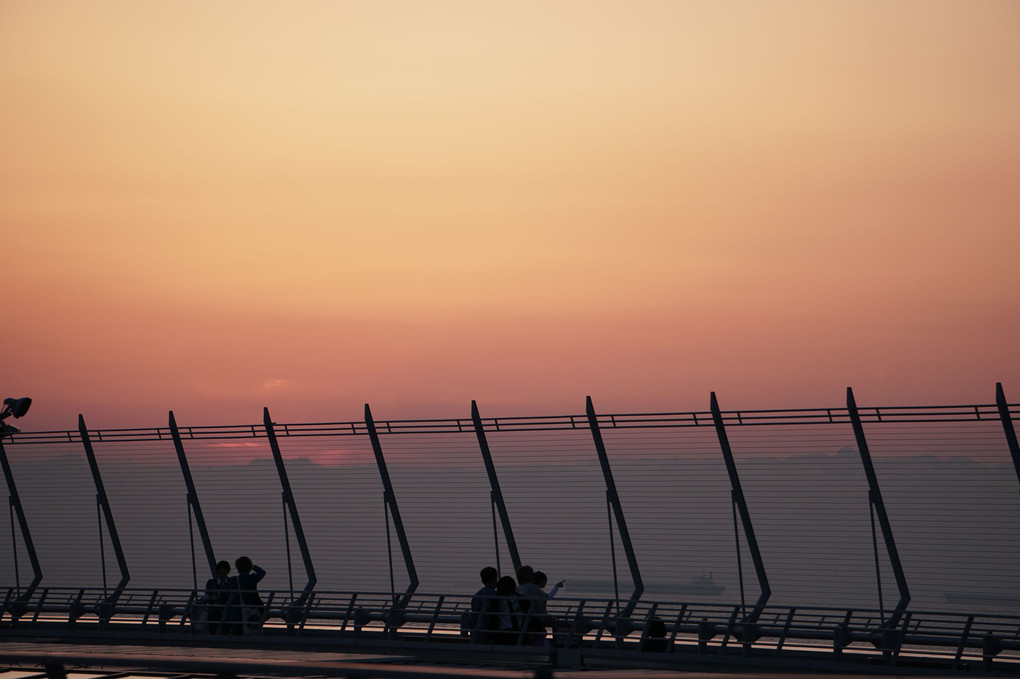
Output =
[{"x1": 3, "y1": 586, "x2": 1020, "y2": 674}]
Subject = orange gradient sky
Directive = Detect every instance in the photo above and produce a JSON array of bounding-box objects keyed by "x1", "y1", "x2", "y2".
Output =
[{"x1": 2, "y1": 1, "x2": 1019, "y2": 430}]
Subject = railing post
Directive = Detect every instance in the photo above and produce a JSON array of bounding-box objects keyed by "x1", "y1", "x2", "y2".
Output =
[
  {"x1": 364, "y1": 404, "x2": 419, "y2": 608},
  {"x1": 471, "y1": 400, "x2": 521, "y2": 576},
  {"x1": 0, "y1": 438, "x2": 42, "y2": 604},
  {"x1": 586, "y1": 395, "x2": 643, "y2": 618},
  {"x1": 994, "y1": 383, "x2": 1020, "y2": 493},
  {"x1": 710, "y1": 392, "x2": 771, "y2": 621},
  {"x1": 78, "y1": 414, "x2": 130, "y2": 611},
  {"x1": 169, "y1": 412, "x2": 217, "y2": 578},
  {"x1": 846, "y1": 387, "x2": 909, "y2": 628}
]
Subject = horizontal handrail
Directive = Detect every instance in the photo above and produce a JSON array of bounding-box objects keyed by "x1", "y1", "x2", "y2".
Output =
[{"x1": 4, "y1": 401, "x2": 1017, "y2": 445}]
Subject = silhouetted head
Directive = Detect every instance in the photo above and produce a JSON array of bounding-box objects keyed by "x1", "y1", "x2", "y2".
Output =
[
  {"x1": 215, "y1": 560, "x2": 230, "y2": 577},
  {"x1": 647, "y1": 617, "x2": 667, "y2": 639},
  {"x1": 534, "y1": 571, "x2": 548, "y2": 588},
  {"x1": 235, "y1": 556, "x2": 253, "y2": 574},
  {"x1": 480, "y1": 566, "x2": 498, "y2": 587},
  {"x1": 496, "y1": 575, "x2": 516, "y2": 596},
  {"x1": 516, "y1": 565, "x2": 534, "y2": 584}
]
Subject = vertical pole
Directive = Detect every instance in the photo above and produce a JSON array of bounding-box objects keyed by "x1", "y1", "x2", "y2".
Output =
[
  {"x1": 9, "y1": 499, "x2": 19, "y2": 592},
  {"x1": 364, "y1": 404, "x2": 419, "y2": 607},
  {"x1": 97, "y1": 496, "x2": 107, "y2": 594},
  {"x1": 607, "y1": 490, "x2": 620, "y2": 607},
  {"x1": 263, "y1": 408, "x2": 317, "y2": 606},
  {"x1": 169, "y1": 412, "x2": 217, "y2": 575},
  {"x1": 385, "y1": 495, "x2": 396, "y2": 602},
  {"x1": 732, "y1": 492, "x2": 746, "y2": 613},
  {"x1": 79, "y1": 414, "x2": 130, "y2": 608},
  {"x1": 283, "y1": 493, "x2": 294, "y2": 594},
  {"x1": 0, "y1": 438, "x2": 42, "y2": 601},
  {"x1": 846, "y1": 387, "x2": 909, "y2": 628},
  {"x1": 586, "y1": 396, "x2": 643, "y2": 617},
  {"x1": 188, "y1": 500, "x2": 197, "y2": 591},
  {"x1": 490, "y1": 493, "x2": 501, "y2": 576},
  {"x1": 710, "y1": 392, "x2": 771, "y2": 621},
  {"x1": 995, "y1": 383, "x2": 1020, "y2": 493},
  {"x1": 870, "y1": 492, "x2": 885, "y2": 618},
  {"x1": 471, "y1": 401, "x2": 522, "y2": 574}
]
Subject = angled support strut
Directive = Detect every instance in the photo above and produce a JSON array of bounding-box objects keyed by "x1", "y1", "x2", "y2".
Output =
[
  {"x1": 471, "y1": 400, "x2": 521, "y2": 576},
  {"x1": 586, "y1": 396, "x2": 643, "y2": 618},
  {"x1": 0, "y1": 438, "x2": 43, "y2": 604},
  {"x1": 365, "y1": 404, "x2": 419, "y2": 609},
  {"x1": 264, "y1": 407, "x2": 317, "y2": 606},
  {"x1": 78, "y1": 414, "x2": 130, "y2": 613},
  {"x1": 846, "y1": 387, "x2": 909, "y2": 629},
  {"x1": 710, "y1": 392, "x2": 771, "y2": 622},
  {"x1": 169, "y1": 411, "x2": 216, "y2": 578},
  {"x1": 995, "y1": 383, "x2": 1020, "y2": 494}
]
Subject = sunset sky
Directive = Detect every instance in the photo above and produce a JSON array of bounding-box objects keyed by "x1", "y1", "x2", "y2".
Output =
[{"x1": 2, "y1": 1, "x2": 1018, "y2": 431}]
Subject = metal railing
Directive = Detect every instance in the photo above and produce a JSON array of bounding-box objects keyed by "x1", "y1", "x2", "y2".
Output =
[
  {"x1": 4, "y1": 401, "x2": 1018, "y2": 445},
  {"x1": 2, "y1": 386, "x2": 1020, "y2": 675},
  {"x1": 3, "y1": 585, "x2": 1020, "y2": 673}
]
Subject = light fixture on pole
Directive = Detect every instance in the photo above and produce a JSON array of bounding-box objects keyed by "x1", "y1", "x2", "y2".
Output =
[{"x1": 0, "y1": 397, "x2": 32, "y2": 437}]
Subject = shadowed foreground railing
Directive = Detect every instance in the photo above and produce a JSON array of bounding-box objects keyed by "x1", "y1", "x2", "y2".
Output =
[{"x1": 3, "y1": 585, "x2": 1020, "y2": 674}]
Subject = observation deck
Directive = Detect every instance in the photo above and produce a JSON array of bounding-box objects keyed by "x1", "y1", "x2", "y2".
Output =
[{"x1": 3, "y1": 386, "x2": 1020, "y2": 677}]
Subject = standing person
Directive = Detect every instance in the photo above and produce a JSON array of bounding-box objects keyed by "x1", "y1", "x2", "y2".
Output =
[
  {"x1": 203, "y1": 560, "x2": 231, "y2": 634},
  {"x1": 493, "y1": 575, "x2": 522, "y2": 645},
  {"x1": 226, "y1": 556, "x2": 266, "y2": 635},
  {"x1": 534, "y1": 571, "x2": 564, "y2": 599},
  {"x1": 515, "y1": 565, "x2": 548, "y2": 646},
  {"x1": 534, "y1": 571, "x2": 564, "y2": 645},
  {"x1": 468, "y1": 566, "x2": 499, "y2": 644}
]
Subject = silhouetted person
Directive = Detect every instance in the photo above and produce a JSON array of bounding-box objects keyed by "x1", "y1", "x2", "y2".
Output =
[
  {"x1": 516, "y1": 565, "x2": 548, "y2": 646},
  {"x1": 642, "y1": 616, "x2": 668, "y2": 653},
  {"x1": 203, "y1": 560, "x2": 231, "y2": 634},
  {"x1": 226, "y1": 556, "x2": 266, "y2": 635},
  {"x1": 534, "y1": 570, "x2": 563, "y2": 645},
  {"x1": 469, "y1": 566, "x2": 499, "y2": 644},
  {"x1": 535, "y1": 571, "x2": 564, "y2": 599},
  {"x1": 493, "y1": 575, "x2": 522, "y2": 645}
]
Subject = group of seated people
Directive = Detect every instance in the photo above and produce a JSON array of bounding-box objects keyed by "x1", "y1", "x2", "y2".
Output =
[{"x1": 468, "y1": 565, "x2": 562, "y2": 646}]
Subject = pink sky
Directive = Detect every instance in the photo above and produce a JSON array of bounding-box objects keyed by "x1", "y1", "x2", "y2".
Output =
[{"x1": 2, "y1": 1, "x2": 1019, "y2": 431}]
